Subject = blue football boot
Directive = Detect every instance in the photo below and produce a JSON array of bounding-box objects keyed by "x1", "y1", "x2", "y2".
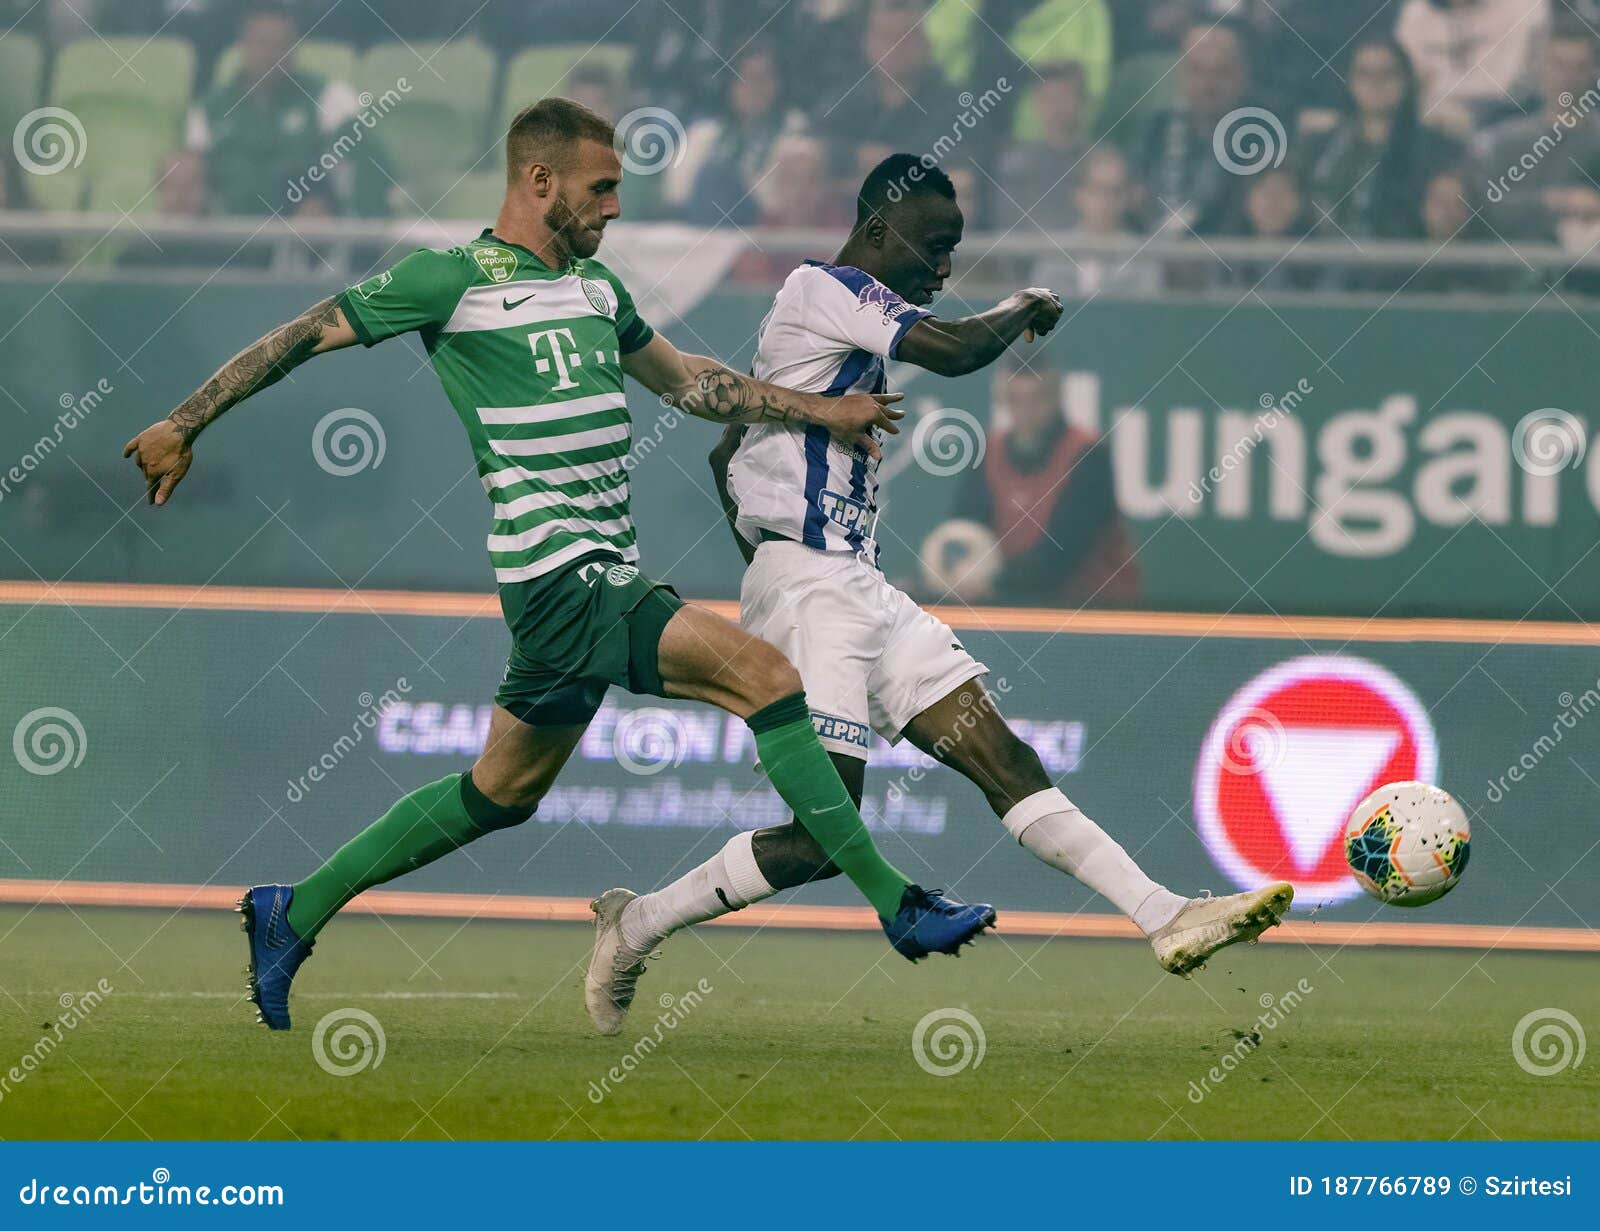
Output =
[
  {"x1": 237, "y1": 884, "x2": 314, "y2": 1030},
  {"x1": 883, "y1": 884, "x2": 996, "y2": 961}
]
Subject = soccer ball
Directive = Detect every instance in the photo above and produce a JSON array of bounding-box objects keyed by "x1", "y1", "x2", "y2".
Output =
[{"x1": 1344, "y1": 781, "x2": 1471, "y2": 907}]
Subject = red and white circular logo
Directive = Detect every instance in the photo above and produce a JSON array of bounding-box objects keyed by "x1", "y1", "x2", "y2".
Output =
[{"x1": 1194, "y1": 655, "x2": 1438, "y2": 905}]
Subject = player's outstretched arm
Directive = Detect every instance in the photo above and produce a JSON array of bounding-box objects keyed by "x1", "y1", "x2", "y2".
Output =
[
  {"x1": 896, "y1": 287, "x2": 1064, "y2": 378},
  {"x1": 621, "y1": 333, "x2": 903, "y2": 458},
  {"x1": 124, "y1": 297, "x2": 360, "y2": 505}
]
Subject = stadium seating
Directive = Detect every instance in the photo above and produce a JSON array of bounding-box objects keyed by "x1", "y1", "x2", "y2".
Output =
[
  {"x1": 927, "y1": 0, "x2": 1113, "y2": 108},
  {"x1": 27, "y1": 37, "x2": 194, "y2": 239},
  {"x1": 356, "y1": 39, "x2": 498, "y2": 213},
  {"x1": 210, "y1": 39, "x2": 359, "y2": 91},
  {"x1": 0, "y1": 33, "x2": 43, "y2": 153},
  {"x1": 52, "y1": 36, "x2": 194, "y2": 127},
  {"x1": 498, "y1": 44, "x2": 631, "y2": 135}
]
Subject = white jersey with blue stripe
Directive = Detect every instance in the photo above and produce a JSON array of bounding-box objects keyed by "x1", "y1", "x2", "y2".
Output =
[{"x1": 728, "y1": 260, "x2": 930, "y2": 557}]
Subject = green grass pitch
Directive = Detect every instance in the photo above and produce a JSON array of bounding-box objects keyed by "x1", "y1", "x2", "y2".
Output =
[{"x1": 1, "y1": 905, "x2": 1595, "y2": 1140}]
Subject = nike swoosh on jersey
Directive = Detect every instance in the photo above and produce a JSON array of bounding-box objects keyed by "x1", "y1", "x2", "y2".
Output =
[{"x1": 502, "y1": 293, "x2": 536, "y2": 309}]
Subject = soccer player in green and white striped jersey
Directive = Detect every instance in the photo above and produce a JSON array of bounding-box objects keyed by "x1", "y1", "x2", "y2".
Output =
[
  {"x1": 341, "y1": 232, "x2": 650, "y2": 583},
  {"x1": 124, "y1": 98, "x2": 995, "y2": 1035}
]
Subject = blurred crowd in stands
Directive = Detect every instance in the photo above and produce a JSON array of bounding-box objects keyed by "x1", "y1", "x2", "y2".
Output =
[
  {"x1": 9, "y1": 1, "x2": 1600, "y2": 604},
  {"x1": 3, "y1": 0, "x2": 1600, "y2": 296}
]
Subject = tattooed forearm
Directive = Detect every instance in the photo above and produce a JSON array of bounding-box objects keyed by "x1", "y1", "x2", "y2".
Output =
[
  {"x1": 168, "y1": 297, "x2": 342, "y2": 443},
  {"x1": 673, "y1": 364, "x2": 818, "y2": 427}
]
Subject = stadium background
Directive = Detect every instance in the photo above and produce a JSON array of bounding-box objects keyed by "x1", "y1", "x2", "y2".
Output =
[{"x1": 4, "y1": 0, "x2": 1600, "y2": 951}]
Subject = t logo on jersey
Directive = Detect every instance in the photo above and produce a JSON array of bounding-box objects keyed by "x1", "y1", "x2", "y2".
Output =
[
  {"x1": 528, "y1": 327, "x2": 585, "y2": 391},
  {"x1": 819, "y1": 489, "x2": 869, "y2": 534}
]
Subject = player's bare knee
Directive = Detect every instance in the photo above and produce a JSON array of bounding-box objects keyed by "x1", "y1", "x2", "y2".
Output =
[
  {"x1": 466, "y1": 763, "x2": 543, "y2": 826},
  {"x1": 963, "y1": 727, "x2": 1049, "y2": 810},
  {"x1": 742, "y1": 640, "x2": 804, "y2": 708},
  {"x1": 751, "y1": 822, "x2": 840, "y2": 890},
  {"x1": 996, "y1": 728, "x2": 1048, "y2": 791}
]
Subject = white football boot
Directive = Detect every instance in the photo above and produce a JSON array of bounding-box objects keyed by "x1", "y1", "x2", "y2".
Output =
[
  {"x1": 1148, "y1": 882, "x2": 1294, "y2": 975},
  {"x1": 584, "y1": 888, "x2": 652, "y2": 1035}
]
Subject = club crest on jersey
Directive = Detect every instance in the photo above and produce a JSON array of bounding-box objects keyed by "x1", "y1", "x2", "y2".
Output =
[
  {"x1": 605, "y1": 564, "x2": 640, "y2": 587},
  {"x1": 818, "y1": 488, "x2": 870, "y2": 534},
  {"x1": 856, "y1": 280, "x2": 915, "y2": 324},
  {"x1": 355, "y1": 270, "x2": 392, "y2": 300},
  {"x1": 579, "y1": 277, "x2": 612, "y2": 316},
  {"x1": 473, "y1": 246, "x2": 517, "y2": 284}
]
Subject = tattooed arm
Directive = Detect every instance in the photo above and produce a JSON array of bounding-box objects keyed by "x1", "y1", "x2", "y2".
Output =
[
  {"x1": 621, "y1": 333, "x2": 902, "y2": 458},
  {"x1": 124, "y1": 297, "x2": 358, "y2": 505}
]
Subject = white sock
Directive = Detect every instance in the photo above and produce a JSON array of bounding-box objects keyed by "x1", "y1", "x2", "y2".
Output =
[
  {"x1": 618, "y1": 830, "x2": 777, "y2": 952},
  {"x1": 1002, "y1": 787, "x2": 1187, "y2": 935}
]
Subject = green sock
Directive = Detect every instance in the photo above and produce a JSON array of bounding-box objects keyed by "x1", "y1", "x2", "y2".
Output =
[
  {"x1": 287, "y1": 773, "x2": 524, "y2": 940},
  {"x1": 750, "y1": 693, "x2": 909, "y2": 920}
]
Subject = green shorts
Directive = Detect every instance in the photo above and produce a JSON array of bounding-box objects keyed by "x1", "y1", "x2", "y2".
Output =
[{"x1": 494, "y1": 551, "x2": 685, "y2": 727}]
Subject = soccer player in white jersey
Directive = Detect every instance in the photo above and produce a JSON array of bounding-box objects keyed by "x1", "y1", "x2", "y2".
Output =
[{"x1": 585, "y1": 155, "x2": 1292, "y2": 1030}]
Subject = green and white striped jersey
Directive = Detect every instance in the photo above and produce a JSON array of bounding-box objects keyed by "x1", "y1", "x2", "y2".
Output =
[{"x1": 337, "y1": 229, "x2": 654, "y2": 583}]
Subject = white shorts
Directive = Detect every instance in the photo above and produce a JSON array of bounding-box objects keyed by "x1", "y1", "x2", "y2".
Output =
[{"x1": 740, "y1": 540, "x2": 987, "y2": 760}]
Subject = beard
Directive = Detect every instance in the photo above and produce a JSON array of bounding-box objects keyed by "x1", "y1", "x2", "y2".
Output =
[{"x1": 543, "y1": 195, "x2": 602, "y2": 259}]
